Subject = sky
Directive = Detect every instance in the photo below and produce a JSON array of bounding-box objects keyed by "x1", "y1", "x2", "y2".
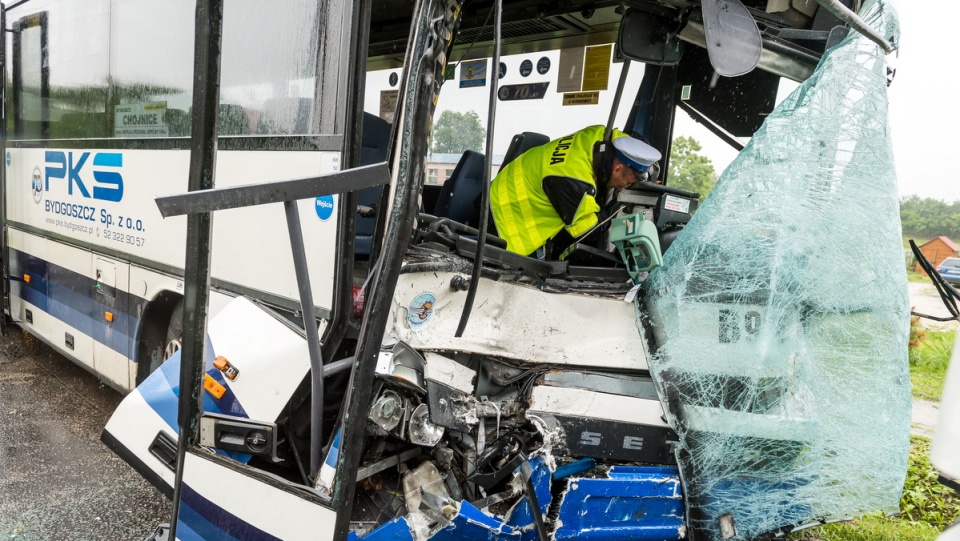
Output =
[{"x1": 365, "y1": 0, "x2": 959, "y2": 203}]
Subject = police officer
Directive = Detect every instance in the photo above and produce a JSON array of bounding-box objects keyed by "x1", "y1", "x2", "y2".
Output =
[{"x1": 491, "y1": 125, "x2": 661, "y2": 256}]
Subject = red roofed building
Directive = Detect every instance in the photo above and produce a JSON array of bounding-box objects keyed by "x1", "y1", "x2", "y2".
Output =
[{"x1": 915, "y1": 236, "x2": 960, "y2": 275}]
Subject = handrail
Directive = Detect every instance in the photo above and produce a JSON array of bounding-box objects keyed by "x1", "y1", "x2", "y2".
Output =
[{"x1": 455, "y1": 0, "x2": 502, "y2": 338}]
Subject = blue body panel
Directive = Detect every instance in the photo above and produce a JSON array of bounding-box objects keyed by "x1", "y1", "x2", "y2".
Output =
[
  {"x1": 137, "y1": 342, "x2": 253, "y2": 464},
  {"x1": 554, "y1": 466, "x2": 685, "y2": 541},
  {"x1": 356, "y1": 460, "x2": 686, "y2": 541},
  {"x1": 10, "y1": 247, "x2": 142, "y2": 358},
  {"x1": 176, "y1": 483, "x2": 282, "y2": 541}
]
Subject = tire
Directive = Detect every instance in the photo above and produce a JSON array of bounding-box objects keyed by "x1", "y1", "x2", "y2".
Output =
[
  {"x1": 137, "y1": 299, "x2": 183, "y2": 385},
  {"x1": 163, "y1": 300, "x2": 184, "y2": 362}
]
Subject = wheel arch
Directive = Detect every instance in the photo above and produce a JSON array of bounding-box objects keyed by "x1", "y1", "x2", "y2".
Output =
[{"x1": 134, "y1": 289, "x2": 182, "y2": 384}]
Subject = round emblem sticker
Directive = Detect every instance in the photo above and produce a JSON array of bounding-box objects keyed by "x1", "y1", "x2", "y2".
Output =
[
  {"x1": 499, "y1": 62, "x2": 507, "y2": 79},
  {"x1": 407, "y1": 293, "x2": 436, "y2": 329},
  {"x1": 519, "y1": 59, "x2": 533, "y2": 77},
  {"x1": 314, "y1": 195, "x2": 334, "y2": 221},
  {"x1": 389, "y1": 72, "x2": 399, "y2": 87},
  {"x1": 537, "y1": 56, "x2": 551, "y2": 75},
  {"x1": 31, "y1": 166, "x2": 43, "y2": 204}
]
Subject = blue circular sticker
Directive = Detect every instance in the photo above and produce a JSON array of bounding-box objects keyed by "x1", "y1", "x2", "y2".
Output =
[
  {"x1": 389, "y1": 72, "x2": 399, "y2": 87},
  {"x1": 499, "y1": 62, "x2": 507, "y2": 79},
  {"x1": 314, "y1": 195, "x2": 335, "y2": 221},
  {"x1": 407, "y1": 293, "x2": 436, "y2": 329},
  {"x1": 537, "y1": 56, "x2": 551, "y2": 75},
  {"x1": 5, "y1": 151, "x2": 11, "y2": 166},
  {"x1": 519, "y1": 59, "x2": 533, "y2": 77}
]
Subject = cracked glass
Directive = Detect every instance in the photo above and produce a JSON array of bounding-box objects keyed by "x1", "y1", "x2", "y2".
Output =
[{"x1": 641, "y1": 0, "x2": 909, "y2": 538}]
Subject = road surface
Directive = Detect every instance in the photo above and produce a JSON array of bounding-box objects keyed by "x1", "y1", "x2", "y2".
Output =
[{"x1": 0, "y1": 326, "x2": 170, "y2": 540}]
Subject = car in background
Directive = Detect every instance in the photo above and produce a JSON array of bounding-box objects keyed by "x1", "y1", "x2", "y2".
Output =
[{"x1": 938, "y1": 257, "x2": 960, "y2": 284}]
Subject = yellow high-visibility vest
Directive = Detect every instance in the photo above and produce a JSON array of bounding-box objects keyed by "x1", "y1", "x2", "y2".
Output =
[{"x1": 491, "y1": 125, "x2": 625, "y2": 255}]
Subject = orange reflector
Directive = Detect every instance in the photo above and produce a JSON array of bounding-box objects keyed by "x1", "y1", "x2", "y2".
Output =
[
  {"x1": 203, "y1": 374, "x2": 226, "y2": 399},
  {"x1": 104, "y1": 311, "x2": 114, "y2": 322},
  {"x1": 213, "y1": 355, "x2": 239, "y2": 380},
  {"x1": 23, "y1": 274, "x2": 30, "y2": 283}
]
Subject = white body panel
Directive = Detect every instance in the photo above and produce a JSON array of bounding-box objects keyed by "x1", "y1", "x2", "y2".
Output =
[
  {"x1": 932, "y1": 336, "x2": 960, "y2": 483},
  {"x1": 386, "y1": 271, "x2": 648, "y2": 369},
  {"x1": 205, "y1": 297, "x2": 312, "y2": 421},
  {"x1": 103, "y1": 390, "x2": 179, "y2": 488},
  {"x1": 528, "y1": 385, "x2": 668, "y2": 427},
  {"x1": 8, "y1": 230, "x2": 96, "y2": 369},
  {"x1": 177, "y1": 451, "x2": 336, "y2": 540},
  {"x1": 6, "y1": 147, "x2": 340, "y2": 309},
  {"x1": 103, "y1": 296, "x2": 313, "y2": 491},
  {"x1": 5, "y1": 148, "x2": 340, "y2": 392},
  {"x1": 92, "y1": 255, "x2": 133, "y2": 390}
]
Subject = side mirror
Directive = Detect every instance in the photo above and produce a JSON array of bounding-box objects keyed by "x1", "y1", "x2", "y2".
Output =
[{"x1": 617, "y1": 9, "x2": 683, "y2": 66}]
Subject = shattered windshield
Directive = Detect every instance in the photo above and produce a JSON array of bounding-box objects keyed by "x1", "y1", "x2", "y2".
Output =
[{"x1": 642, "y1": 0, "x2": 909, "y2": 538}]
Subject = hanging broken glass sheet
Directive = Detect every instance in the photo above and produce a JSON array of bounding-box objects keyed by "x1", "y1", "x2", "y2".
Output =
[{"x1": 641, "y1": 0, "x2": 908, "y2": 538}]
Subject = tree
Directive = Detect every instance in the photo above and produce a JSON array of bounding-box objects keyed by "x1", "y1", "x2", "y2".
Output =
[
  {"x1": 899, "y1": 195, "x2": 960, "y2": 240},
  {"x1": 668, "y1": 136, "x2": 718, "y2": 202},
  {"x1": 431, "y1": 110, "x2": 485, "y2": 154}
]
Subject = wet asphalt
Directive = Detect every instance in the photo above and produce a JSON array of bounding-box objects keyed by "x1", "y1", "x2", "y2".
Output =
[{"x1": 0, "y1": 325, "x2": 170, "y2": 541}]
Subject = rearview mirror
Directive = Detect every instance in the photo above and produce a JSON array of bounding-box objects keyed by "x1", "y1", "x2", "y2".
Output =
[{"x1": 618, "y1": 9, "x2": 683, "y2": 66}]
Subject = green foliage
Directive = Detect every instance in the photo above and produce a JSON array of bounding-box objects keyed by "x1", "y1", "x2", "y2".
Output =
[
  {"x1": 790, "y1": 514, "x2": 941, "y2": 541},
  {"x1": 906, "y1": 268, "x2": 930, "y2": 283},
  {"x1": 908, "y1": 322, "x2": 954, "y2": 401},
  {"x1": 667, "y1": 136, "x2": 717, "y2": 201},
  {"x1": 791, "y1": 437, "x2": 960, "y2": 541},
  {"x1": 900, "y1": 437, "x2": 960, "y2": 528},
  {"x1": 431, "y1": 110, "x2": 485, "y2": 154},
  {"x1": 900, "y1": 196, "x2": 960, "y2": 240}
]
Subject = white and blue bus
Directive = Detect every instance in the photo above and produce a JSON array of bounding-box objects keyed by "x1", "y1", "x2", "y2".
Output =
[
  {"x1": 2, "y1": 0, "x2": 354, "y2": 392},
  {"x1": 3, "y1": 0, "x2": 914, "y2": 540}
]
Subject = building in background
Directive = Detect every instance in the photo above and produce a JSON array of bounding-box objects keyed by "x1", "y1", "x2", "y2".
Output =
[
  {"x1": 915, "y1": 236, "x2": 960, "y2": 274},
  {"x1": 425, "y1": 153, "x2": 503, "y2": 186}
]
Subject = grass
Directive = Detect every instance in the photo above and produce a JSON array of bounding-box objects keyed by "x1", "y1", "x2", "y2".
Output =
[
  {"x1": 790, "y1": 515, "x2": 941, "y2": 541},
  {"x1": 909, "y1": 320, "x2": 955, "y2": 401},
  {"x1": 791, "y1": 437, "x2": 960, "y2": 541},
  {"x1": 907, "y1": 268, "x2": 932, "y2": 283}
]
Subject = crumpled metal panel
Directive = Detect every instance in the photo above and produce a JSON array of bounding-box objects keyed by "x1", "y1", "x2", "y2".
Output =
[
  {"x1": 355, "y1": 459, "x2": 686, "y2": 541},
  {"x1": 641, "y1": 0, "x2": 908, "y2": 538},
  {"x1": 554, "y1": 466, "x2": 685, "y2": 541}
]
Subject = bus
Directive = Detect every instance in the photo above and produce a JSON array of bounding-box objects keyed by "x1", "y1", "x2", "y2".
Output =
[
  {"x1": 12, "y1": 0, "x2": 909, "y2": 539},
  {"x1": 2, "y1": 0, "x2": 353, "y2": 392}
]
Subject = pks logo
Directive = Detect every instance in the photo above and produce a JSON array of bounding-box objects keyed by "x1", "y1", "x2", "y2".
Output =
[
  {"x1": 31, "y1": 167, "x2": 43, "y2": 204},
  {"x1": 43, "y1": 151, "x2": 124, "y2": 202}
]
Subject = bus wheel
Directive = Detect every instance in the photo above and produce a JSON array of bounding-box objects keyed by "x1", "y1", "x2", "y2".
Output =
[
  {"x1": 162, "y1": 300, "x2": 184, "y2": 362},
  {"x1": 136, "y1": 298, "x2": 183, "y2": 385}
]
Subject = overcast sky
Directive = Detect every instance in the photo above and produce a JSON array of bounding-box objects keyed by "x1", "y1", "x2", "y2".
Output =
[
  {"x1": 366, "y1": 0, "x2": 956, "y2": 203},
  {"x1": 886, "y1": 0, "x2": 959, "y2": 202}
]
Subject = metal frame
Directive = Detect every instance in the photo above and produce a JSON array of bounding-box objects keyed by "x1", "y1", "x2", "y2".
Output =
[{"x1": 168, "y1": 0, "x2": 223, "y2": 535}]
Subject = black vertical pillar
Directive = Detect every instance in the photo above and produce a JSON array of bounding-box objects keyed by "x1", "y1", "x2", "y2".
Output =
[{"x1": 168, "y1": 0, "x2": 222, "y2": 537}]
